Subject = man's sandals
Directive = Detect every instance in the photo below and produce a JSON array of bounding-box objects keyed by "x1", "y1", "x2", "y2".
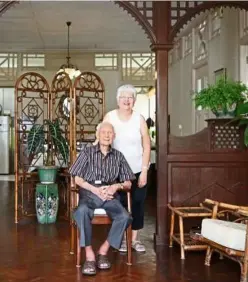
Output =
[
  {"x1": 82, "y1": 261, "x2": 97, "y2": 276},
  {"x1": 96, "y1": 254, "x2": 111, "y2": 270},
  {"x1": 82, "y1": 255, "x2": 111, "y2": 276}
]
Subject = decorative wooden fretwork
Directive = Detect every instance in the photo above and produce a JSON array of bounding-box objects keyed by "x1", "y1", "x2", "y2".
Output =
[
  {"x1": 116, "y1": 1, "x2": 155, "y2": 44},
  {"x1": 15, "y1": 72, "x2": 50, "y2": 219},
  {"x1": 22, "y1": 54, "x2": 45, "y2": 68},
  {"x1": 0, "y1": 1, "x2": 17, "y2": 16},
  {"x1": 94, "y1": 53, "x2": 118, "y2": 71},
  {"x1": 121, "y1": 52, "x2": 155, "y2": 81},
  {"x1": 15, "y1": 73, "x2": 50, "y2": 173},
  {"x1": 210, "y1": 120, "x2": 243, "y2": 151},
  {"x1": 195, "y1": 19, "x2": 208, "y2": 61},
  {"x1": 0, "y1": 53, "x2": 18, "y2": 81},
  {"x1": 129, "y1": 1, "x2": 153, "y2": 27},
  {"x1": 73, "y1": 72, "x2": 105, "y2": 153},
  {"x1": 51, "y1": 72, "x2": 72, "y2": 167},
  {"x1": 170, "y1": 1, "x2": 203, "y2": 27}
]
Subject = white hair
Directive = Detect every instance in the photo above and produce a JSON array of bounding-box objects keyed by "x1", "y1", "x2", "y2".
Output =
[
  {"x1": 116, "y1": 84, "x2": 137, "y2": 100},
  {"x1": 96, "y1": 121, "x2": 115, "y2": 133}
]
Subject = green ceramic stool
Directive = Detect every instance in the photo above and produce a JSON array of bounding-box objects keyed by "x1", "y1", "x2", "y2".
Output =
[{"x1": 35, "y1": 183, "x2": 59, "y2": 224}]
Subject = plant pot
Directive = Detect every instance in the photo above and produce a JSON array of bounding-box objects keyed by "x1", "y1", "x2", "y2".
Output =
[
  {"x1": 38, "y1": 166, "x2": 58, "y2": 184},
  {"x1": 212, "y1": 103, "x2": 236, "y2": 118}
]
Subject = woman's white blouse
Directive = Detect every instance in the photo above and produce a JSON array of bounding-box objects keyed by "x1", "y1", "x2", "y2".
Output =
[{"x1": 107, "y1": 110, "x2": 143, "y2": 174}]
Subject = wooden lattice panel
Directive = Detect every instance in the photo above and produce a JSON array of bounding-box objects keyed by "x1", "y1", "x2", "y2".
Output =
[
  {"x1": 129, "y1": 1, "x2": 153, "y2": 26},
  {"x1": 170, "y1": 1, "x2": 203, "y2": 27},
  {"x1": 211, "y1": 123, "x2": 242, "y2": 151},
  {"x1": 73, "y1": 72, "x2": 105, "y2": 153}
]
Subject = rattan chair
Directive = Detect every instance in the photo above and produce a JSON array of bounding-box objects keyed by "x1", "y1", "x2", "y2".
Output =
[
  {"x1": 70, "y1": 179, "x2": 132, "y2": 267},
  {"x1": 194, "y1": 199, "x2": 248, "y2": 282}
]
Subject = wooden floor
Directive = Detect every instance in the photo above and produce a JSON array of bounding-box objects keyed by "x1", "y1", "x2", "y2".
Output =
[{"x1": 0, "y1": 181, "x2": 241, "y2": 282}]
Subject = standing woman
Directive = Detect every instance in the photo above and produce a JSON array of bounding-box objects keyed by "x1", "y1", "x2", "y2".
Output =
[{"x1": 104, "y1": 84, "x2": 151, "y2": 252}]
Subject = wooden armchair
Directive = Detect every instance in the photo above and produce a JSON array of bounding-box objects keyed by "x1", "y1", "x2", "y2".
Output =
[
  {"x1": 195, "y1": 199, "x2": 248, "y2": 282},
  {"x1": 69, "y1": 179, "x2": 132, "y2": 267}
]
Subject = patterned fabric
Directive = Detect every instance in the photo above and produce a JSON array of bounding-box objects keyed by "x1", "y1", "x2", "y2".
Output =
[{"x1": 69, "y1": 144, "x2": 135, "y2": 184}]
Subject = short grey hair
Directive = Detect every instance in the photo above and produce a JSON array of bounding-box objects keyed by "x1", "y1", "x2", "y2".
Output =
[{"x1": 116, "y1": 84, "x2": 137, "y2": 100}]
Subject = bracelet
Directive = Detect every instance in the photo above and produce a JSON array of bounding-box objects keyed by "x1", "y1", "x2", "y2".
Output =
[{"x1": 142, "y1": 165, "x2": 149, "y2": 171}]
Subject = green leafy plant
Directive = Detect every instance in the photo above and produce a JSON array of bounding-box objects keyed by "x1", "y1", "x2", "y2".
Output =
[
  {"x1": 27, "y1": 119, "x2": 69, "y2": 166},
  {"x1": 193, "y1": 78, "x2": 247, "y2": 117}
]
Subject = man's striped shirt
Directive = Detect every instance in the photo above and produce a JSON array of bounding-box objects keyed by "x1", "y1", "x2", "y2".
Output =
[{"x1": 69, "y1": 144, "x2": 135, "y2": 184}]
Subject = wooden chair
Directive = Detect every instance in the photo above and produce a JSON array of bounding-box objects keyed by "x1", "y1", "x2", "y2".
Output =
[{"x1": 70, "y1": 179, "x2": 132, "y2": 267}]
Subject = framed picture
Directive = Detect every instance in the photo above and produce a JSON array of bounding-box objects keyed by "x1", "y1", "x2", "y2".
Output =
[{"x1": 214, "y1": 68, "x2": 226, "y2": 82}]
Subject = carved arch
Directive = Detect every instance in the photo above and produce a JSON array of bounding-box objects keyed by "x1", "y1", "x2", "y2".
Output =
[
  {"x1": 170, "y1": 1, "x2": 248, "y2": 41},
  {"x1": 115, "y1": 1, "x2": 156, "y2": 44},
  {"x1": 0, "y1": 1, "x2": 18, "y2": 16}
]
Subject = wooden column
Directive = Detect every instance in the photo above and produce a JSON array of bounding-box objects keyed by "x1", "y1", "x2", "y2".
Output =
[{"x1": 151, "y1": 1, "x2": 172, "y2": 245}]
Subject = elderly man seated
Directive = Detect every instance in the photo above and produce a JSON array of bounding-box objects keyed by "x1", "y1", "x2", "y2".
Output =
[{"x1": 69, "y1": 122, "x2": 134, "y2": 276}]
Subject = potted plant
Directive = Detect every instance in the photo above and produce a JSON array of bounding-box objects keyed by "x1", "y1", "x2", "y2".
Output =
[
  {"x1": 193, "y1": 78, "x2": 247, "y2": 118},
  {"x1": 27, "y1": 119, "x2": 69, "y2": 183}
]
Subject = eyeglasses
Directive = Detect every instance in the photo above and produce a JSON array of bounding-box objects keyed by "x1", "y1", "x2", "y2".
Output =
[{"x1": 119, "y1": 96, "x2": 134, "y2": 100}]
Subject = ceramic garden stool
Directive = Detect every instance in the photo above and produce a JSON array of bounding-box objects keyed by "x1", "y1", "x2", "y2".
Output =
[{"x1": 35, "y1": 183, "x2": 59, "y2": 224}]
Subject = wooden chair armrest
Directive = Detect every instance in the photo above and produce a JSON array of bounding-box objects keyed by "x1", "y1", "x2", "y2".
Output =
[
  {"x1": 237, "y1": 209, "x2": 248, "y2": 217},
  {"x1": 126, "y1": 191, "x2": 131, "y2": 213},
  {"x1": 204, "y1": 199, "x2": 248, "y2": 211},
  {"x1": 71, "y1": 188, "x2": 79, "y2": 193}
]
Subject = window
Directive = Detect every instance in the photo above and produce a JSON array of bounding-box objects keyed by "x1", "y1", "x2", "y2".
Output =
[
  {"x1": 211, "y1": 9, "x2": 221, "y2": 37},
  {"x1": 121, "y1": 53, "x2": 155, "y2": 81},
  {"x1": 195, "y1": 20, "x2": 208, "y2": 61},
  {"x1": 183, "y1": 33, "x2": 192, "y2": 56},
  {"x1": 132, "y1": 86, "x2": 155, "y2": 120},
  {"x1": 240, "y1": 10, "x2": 248, "y2": 37},
  {"x1": 22, "y1": 54, "x2": 45, "y2": 68},
  {"x1": 94, "y1": 53, "x2": 118, "y2": 70},
  {"x1": 0, "y1": 88, "x2": 15, "y2": 116},
  {"x1": 0, "y1": 53, "x2": 18, "y2": 81},
  {"x1": 194, "y1": 74, "x2": 210, "y2": 133}
]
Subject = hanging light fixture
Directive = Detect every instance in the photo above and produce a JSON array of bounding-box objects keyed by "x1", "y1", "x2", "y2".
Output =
[{"x1": 57, "y1": 21, "x2": 81, "y2": 79}]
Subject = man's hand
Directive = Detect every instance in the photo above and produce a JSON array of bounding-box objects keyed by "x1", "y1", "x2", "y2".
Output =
[
  {"x1": 102, "y1": 184, "x2": 119, "y2": 201},
  {"x1": 138, "y1": 171, "x2": 147, "y2": 188},
  {"x1": 91, "y1": 186, "x2": 108, "y2": 201}
]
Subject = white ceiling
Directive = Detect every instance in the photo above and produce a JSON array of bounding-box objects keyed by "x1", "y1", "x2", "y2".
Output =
[{"x1": 0, "y1": 1, "x2": 151, "y2": 52}]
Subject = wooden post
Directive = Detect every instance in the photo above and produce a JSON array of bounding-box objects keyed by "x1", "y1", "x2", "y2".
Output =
[{"x1": 151, "y1": 1, "x2": 173, "y2": 245}]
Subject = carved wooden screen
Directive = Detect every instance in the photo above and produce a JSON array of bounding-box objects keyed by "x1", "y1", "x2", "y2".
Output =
[
  {"x1": 14, "y1": 71, "x2": 105, "y2": 223},
  {"x1": 14, "y1": 72, "x2": 50, "y2": 222},
  {"x1": 72, "y1": 72, "x2": 105, "y2": 160},
  {"x1": 51, "y1": 72, "x2": 72, "y2": 167}
]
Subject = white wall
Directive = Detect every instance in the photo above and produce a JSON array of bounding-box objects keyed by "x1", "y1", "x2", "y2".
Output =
[
  {"x1": 169, "y1": 53, "x2": 193, "y2": 136},
  {"x1": 169, "y1": 8, "x2": 241, "y2": 136}
]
